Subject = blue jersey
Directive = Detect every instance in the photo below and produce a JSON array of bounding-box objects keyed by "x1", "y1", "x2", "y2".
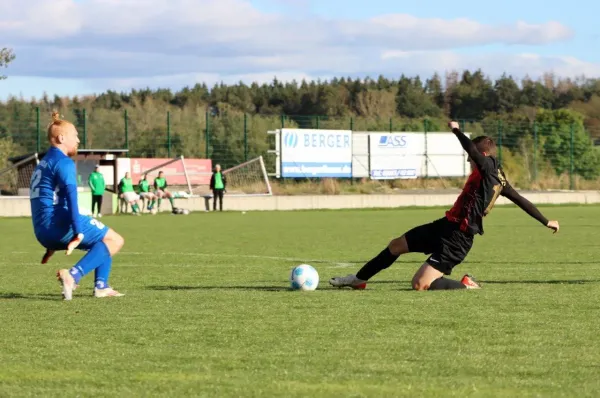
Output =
[{"x1": 30, "y1": 147, "x2": 82, "y2": 234}]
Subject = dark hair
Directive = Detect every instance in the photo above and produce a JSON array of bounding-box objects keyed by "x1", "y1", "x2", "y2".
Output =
[{"x1": 472, "y1": 135, "x2": 496, "y2": 156}]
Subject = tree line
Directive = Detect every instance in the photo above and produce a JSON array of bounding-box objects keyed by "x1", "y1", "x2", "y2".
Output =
[{"x1": 1, "y1": 68, "x2": 600, "y2": 182}]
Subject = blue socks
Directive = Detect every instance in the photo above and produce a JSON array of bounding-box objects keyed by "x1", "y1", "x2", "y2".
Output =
[
  {"x1": 93, "y1": 256, "x2": 113, "y2": 289},
  {"x1": 69, "y1": 241, "x2": 112, "y2": 289}
]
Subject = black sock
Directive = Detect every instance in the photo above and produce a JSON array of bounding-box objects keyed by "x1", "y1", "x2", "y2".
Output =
[
  {"x1": 356, "y1": 247, "x2": 399, "y2": 281},
  {"x1": 428, "y1": 277, "x2": 466, "y2": 290}
]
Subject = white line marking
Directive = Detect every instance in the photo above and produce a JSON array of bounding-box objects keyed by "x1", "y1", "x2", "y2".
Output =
[{"x1": 10, "y1": 251, "x2": 357, "y2": 268}]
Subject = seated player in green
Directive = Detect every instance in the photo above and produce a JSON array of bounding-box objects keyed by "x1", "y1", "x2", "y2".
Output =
[
  {"x1": 138, "y1": 174, "x2": 157, "y2": 211},
  {"x1": 153, "y1": 171, "x2": 176, "y2": 213},
  {"x1": 118, "y1": 172, "x2": 142, "y2": 215}
]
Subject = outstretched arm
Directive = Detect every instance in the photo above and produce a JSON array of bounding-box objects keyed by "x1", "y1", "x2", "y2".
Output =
[
  {"x1": 448, "y1": 121, "x2": 488, "y2": 170},
  {"x1": 501, "y1": 184, "x2": 559, "y2": 233}
]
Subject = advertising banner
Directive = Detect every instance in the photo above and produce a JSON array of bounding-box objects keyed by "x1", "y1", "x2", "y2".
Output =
[
  {"x1": 280, "y1": 129, "x2": 352, "y2": 177},
  {"x1": 369, "y1": 133, "x2": 425, "y2": 179},
  {"x1": 130, "y1": 158, "x2": 212, "y2": 185}
]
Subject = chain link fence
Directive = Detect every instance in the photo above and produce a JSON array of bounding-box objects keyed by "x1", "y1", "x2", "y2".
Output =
[{"x1": 2, "y1": 107, "x2": 599, "y2": 190}]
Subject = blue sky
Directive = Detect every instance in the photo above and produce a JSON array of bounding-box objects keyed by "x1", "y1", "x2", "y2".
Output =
[{"x1": 1, "y1": 0, "x2": 598, "y2": 101}]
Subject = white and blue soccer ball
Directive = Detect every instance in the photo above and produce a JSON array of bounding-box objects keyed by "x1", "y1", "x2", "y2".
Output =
[{"x1": 289, "y1": 264, "x2": 319, "y2": 291}]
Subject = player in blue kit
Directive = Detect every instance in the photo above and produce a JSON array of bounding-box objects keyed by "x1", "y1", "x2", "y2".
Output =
[{"x1": 30, "y1": 112, "x2": 125, "y2": 300}]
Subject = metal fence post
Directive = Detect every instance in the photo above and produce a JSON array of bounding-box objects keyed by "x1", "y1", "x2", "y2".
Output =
[
  {"x1": 460, "y1": 120, "x2": 466, "y2": 176},
  {"x1": 533, "y1": 121, "x2": 537, "y2": 181},
  {"x1": 205, "y1": 111, "x2": 210, "y2": 158},
  {"x1": 570, "y1": 123, "x2": 575, "y2": 190},
  {"x1": 167, "y1": 111, "x2": 171, "y2": 157},
  {"x1": 424, "y1": 119, "x2": 429, "y2": 179},
  {"x1": 497, "y1": 120, "x2": 503, "y2": 165},
  {"x1": 82, "y1": 109, "x2": 87, "y2": 148},
  {"x1": 36, "y1": 107, "x2": 40, "y2": 153},
  {"x1": 244, "y1": 113, "x2": 248, "y2": 161},
  {"x1": 124, "y1": 109, "x2": 129, "y2": 150}
]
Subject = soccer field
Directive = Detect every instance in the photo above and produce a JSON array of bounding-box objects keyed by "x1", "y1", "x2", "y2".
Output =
[{"x1": 1, "y1": 205, "x2": 599, "y2": 397}]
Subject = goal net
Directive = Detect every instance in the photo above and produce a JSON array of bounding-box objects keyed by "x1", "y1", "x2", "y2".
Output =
[
  {"x1": 0, "y1": 153, "x2": 39, "y2": 196},
  {"x1": 138, "y1": 155, "x2": 272, "y2": 197}
]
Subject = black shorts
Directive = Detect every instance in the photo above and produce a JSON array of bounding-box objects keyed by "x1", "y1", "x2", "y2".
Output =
[{"x1": 404, "y1": 217, "x2": 474, "y2": 275}]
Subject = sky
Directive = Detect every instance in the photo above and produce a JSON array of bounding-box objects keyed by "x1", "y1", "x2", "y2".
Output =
[{"x1": 1, "y1": 0, "x2": 599, "y2": 100}]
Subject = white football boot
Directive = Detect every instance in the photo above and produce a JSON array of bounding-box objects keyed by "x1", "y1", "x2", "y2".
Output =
[
  {"x1": 94, "y1": 287, "x2": 125, "y2": 298},
  {"x1": 329, "y1": 274, "x2": 367, "y2": 289},
  {"x1": 56, "y1": 269, "x2": 78, "y2": 300}
]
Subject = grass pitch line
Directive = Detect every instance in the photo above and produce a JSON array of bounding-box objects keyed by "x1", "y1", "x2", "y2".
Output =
[
  {"x1": 9, "y1": 250, "x2": 356, "y2": 268},
  {"x1": 121, "y1": 251, "x2": 356, "y2": 268}
]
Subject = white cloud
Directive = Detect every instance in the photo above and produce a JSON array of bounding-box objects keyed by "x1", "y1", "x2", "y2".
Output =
[
  {"x1": 380, "y1": 51, "x2": 600, "y2": 78},
  {"x1": 0, "y1": 0, "x2": 597, "y2": 97}
]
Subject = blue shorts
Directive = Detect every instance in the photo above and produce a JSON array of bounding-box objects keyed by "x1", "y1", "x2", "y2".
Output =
[{"x1": 34, "y1": 212, "x2": 109, "y2": 251}]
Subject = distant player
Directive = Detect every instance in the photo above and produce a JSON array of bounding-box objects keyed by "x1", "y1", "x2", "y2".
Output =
[
  {"x1": 30, "y1": 112, "x2": 125, "y2": 300},
  {"x1": 330, "y1": 121, "x2": 560, "y2": 291},
  {"x1": 209, "y1": 164, "x2": 226, "y2": 211},
  {"x1": 153, "y1": 171, "x2": 176, "y2": 212},
  {"x1": 88, "y1": 165, "x2": 105, "y2": 218},
  {"x1": 138, "y1": 175, "x2": 157, "y2": 211},
  {"x1": 118, "y1": 172, "x2": 142, "y2": 215}
]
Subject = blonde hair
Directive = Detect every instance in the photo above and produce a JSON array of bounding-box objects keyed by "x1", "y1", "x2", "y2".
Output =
[{"x1": 47, "y1": 111, "x2": 74, "y2": 142}]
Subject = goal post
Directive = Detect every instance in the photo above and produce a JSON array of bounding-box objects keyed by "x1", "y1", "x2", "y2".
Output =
[
  {"x1": 217, "y1": 155, "x2": 272, "y2": 196},
  {"x1": 0, "y1": 153, "x2": 39, "y2": 196},
  {"x1": 137, "y1": 155, "x2": 272, "y2": 197}
]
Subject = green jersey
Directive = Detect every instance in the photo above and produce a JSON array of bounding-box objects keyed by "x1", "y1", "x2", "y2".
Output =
[
  {"x1": 154, "y1": 177, "x2": 167, "y2": 190},
  {"x1": 214, "y1": 172, "x2": 224, "y2": 189},
  {"x1": 139, "y1": 180, "x2": 150, "y2": 193},
  {"x1": 119, "y1": 177, "x2": 134, "y2": 193},
  {"x1": 88, "y1": 171, "x2": 105, "y2": 195}
]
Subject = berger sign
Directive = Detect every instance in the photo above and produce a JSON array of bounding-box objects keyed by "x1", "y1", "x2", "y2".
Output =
[{"x1": 280, "y1": 128, "x2": 352, "y2": 177}]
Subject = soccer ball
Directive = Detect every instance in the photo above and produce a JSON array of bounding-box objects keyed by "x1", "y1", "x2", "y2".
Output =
[{"x1": 289, "y1": 264, "x2": 319, "y2": 291}]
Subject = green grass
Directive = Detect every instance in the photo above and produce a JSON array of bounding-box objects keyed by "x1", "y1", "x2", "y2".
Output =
[{"x1": 1, "y1": 206, "x2": 600, "y2": 397}]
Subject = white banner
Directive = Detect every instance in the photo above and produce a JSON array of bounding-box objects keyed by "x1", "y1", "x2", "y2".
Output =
[
  {"x1": 367, "y1": 132, "x2": 470, "y2": 179},
  {"x1": 281, "y1": 129, "x2": 352, "y2": 177},
  {"x1": 369, "y1": 133, "x2": 426, "y2": 179}
]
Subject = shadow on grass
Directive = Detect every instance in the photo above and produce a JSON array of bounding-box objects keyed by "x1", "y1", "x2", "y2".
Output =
[
  {"x1": 0, "y1": 292, "x2": 63, "y2": 301},
  {"x1": 307, "y1": 259, "x2": 600, "y2": 266},
  {"x1": 146, "y1": 280, "x2": 414, "y2": 292}
]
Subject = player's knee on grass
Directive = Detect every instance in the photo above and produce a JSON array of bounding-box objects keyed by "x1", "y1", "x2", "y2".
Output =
[
  {"x1": 102, "y1": 228, "x2": 124, "y2": 256},
  {"x1": 411, "y1": 263, "x2": 444, "y2": 291},
  {"x1": 387, "y1": 235, "x2": 409, "y2": 256}
]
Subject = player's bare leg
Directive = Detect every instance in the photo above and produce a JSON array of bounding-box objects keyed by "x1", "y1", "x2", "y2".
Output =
[
  {"x1": 329, "y1": 235, "x2": 409, "y2": 289},
  {"x1": 156, "y1": 190, "x2": 164, "y2": 211},
  {"x1": 164, "y1": 190, "x2": 177, "y2": 211},
  {"x1": 103, "y1": 228, "x2": 124, "y2": 256},
  {"x1": 412, "y1": 263, "x2": 480, "y2": 290},
  {"x1": 411, "y1": 263, "x2": 444, "y2": 290}
]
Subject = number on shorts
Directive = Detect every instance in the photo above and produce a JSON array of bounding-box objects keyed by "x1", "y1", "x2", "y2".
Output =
[{"x1": 90, "y1": 218, "x2": 105, "y2": 229}]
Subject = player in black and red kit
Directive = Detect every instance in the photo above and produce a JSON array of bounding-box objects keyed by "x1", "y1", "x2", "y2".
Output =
[{"x1": 329, "y1": 121, "x2": 560, "y2": 291}]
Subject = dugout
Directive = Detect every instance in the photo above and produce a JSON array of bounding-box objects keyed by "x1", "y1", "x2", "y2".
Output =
[{"x1": 6, "y1": 149, "x2": 129, "y2": 196}]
